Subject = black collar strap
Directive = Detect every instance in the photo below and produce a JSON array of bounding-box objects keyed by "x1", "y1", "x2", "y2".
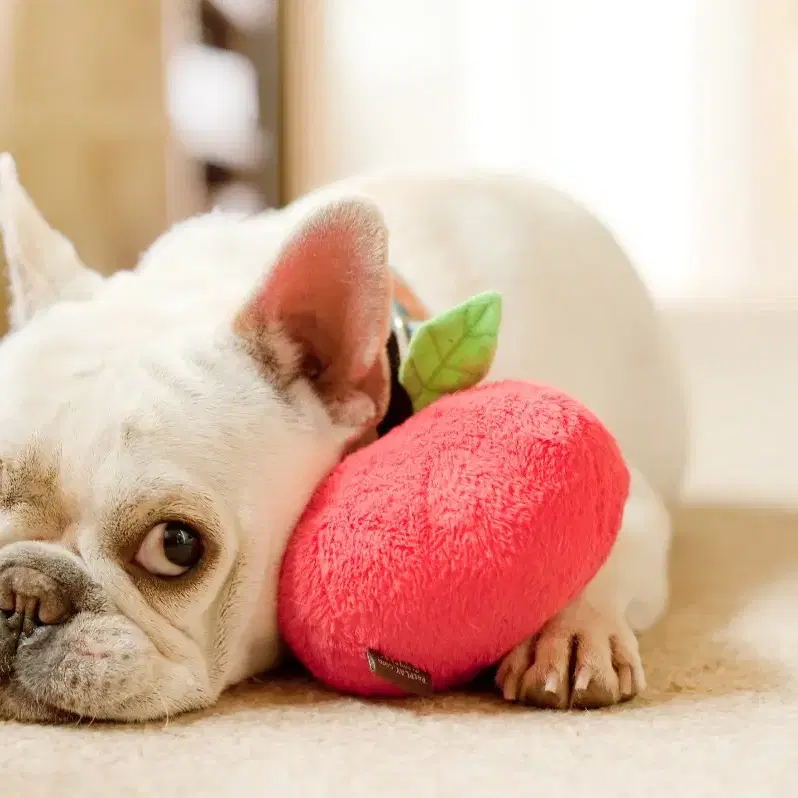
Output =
[{"x1": 376, "y1": 300, "x2": 416, "y2": 437}]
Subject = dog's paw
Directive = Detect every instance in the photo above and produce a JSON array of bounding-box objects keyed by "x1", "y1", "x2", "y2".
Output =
[{"x1": 496, "y1": 597, "x2": 645, "y2": 709}]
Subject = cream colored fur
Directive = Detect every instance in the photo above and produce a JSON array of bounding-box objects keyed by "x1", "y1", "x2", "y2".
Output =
[{"x1": 0, "y1": 154, "x2": 686, "y2": 720}]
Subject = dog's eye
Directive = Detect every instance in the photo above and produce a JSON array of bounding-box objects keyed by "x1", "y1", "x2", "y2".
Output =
[{"x1": 134, "y1": 522, "x2": 204, "y2": 577}]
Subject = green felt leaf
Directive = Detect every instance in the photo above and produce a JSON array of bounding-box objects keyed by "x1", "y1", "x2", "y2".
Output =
[{"x1": 399, "y1": 291, "x2": 502, "y2": 413}]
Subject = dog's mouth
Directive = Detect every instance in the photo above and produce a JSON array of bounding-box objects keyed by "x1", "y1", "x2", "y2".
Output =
[
  {"x1": 0, "y1": 554, "x2": 215, "y2": 724},
  {"x1": 0, "y1": 668, "x2": 79, "y2": 723},
  {"x1": 0, "y1": 623, "x2": 62, "y2": 721},
  {"x1": 0, "y1": 610, "x2": 155, "y2": 723},
  {"x1": 0, "y1": 624, "x2": 95, "y2": 723}
]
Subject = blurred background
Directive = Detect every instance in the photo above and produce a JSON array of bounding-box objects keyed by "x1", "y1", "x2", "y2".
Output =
[{"x1": 0, "y1": 0, "x2": 796, "y2": 505}]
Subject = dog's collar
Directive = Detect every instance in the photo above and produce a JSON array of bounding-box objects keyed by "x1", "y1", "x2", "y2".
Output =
[
  {"x1": 388, "y1": 299, "x2": 418, "y2": 362},
  {"x1": 376, "y1": 299, "x2": 418, "y2": 438}
]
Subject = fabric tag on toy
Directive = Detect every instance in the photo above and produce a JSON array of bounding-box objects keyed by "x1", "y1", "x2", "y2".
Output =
[
  {"x1": 366, "y1": 649, "x2": 433, "y2": 696},
  {"x1": 398, "y1": 291, "x2": 502, "y2": 413}
]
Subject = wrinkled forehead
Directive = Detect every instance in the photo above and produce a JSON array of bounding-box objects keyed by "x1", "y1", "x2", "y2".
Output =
[
  {"x1": 0, "y1": 307, "x2": 177, "y2": 424},
  {"x1": 0, "y1": 310, "x2": 288, "y2": 495}
]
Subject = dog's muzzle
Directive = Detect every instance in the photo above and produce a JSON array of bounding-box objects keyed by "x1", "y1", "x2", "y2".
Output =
[
  {"x1": 0, "y1": 543, "x2": 109, "y2": 679},
  {"x1": 0, "y1": 566, "x2": 75, "y2": 644}
]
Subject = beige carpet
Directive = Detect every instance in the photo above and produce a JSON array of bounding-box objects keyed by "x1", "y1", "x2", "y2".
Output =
[{"x1": 2, "y1": 505, "x2": 797, "y2": 797}]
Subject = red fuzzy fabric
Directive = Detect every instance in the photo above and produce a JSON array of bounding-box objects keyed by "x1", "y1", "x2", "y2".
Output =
[{"x1": 279, "y1": 380, "x2": 629, "y2": 696}]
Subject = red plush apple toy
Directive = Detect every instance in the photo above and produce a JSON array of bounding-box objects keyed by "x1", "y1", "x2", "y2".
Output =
[{"x1": 278, "y1": 378, "x2": 628, "y2": 697}]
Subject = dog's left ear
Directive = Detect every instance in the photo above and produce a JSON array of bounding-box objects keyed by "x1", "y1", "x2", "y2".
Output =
[
  {"x1": 0, "y1": 154, "x2": 103, "y2": 329},
  {"x1": 235, "y1": 196, "x2": 393, "y2": 433}
]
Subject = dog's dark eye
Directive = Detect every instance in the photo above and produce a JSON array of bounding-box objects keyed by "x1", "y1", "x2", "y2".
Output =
[{"x1": 135, "y1": 522, "x2": 204, "y2": 577}]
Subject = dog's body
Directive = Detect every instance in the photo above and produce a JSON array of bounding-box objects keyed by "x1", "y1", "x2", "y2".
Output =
[{"x1": 0, "y1": 155, "x2": 686, "y2": 721}]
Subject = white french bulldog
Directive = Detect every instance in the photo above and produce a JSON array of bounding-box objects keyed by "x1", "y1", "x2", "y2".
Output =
[{"x1": 0, "y1": 154, "x2": 686, "y2": 722}]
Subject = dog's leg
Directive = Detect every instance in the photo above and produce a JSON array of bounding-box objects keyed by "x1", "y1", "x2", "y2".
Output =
[{"x1": 496, "y1": 465, "x2": 672, "y2": 709}]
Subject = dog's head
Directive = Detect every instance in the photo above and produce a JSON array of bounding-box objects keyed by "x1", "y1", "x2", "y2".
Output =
[{"x1": 0, "y1": 155, "x2": 392, "y2": 722}]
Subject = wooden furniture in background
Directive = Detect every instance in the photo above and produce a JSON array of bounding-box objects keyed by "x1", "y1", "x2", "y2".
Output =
[{"x1": 0, "y1": 0, "x2": 203, "y2": 334}]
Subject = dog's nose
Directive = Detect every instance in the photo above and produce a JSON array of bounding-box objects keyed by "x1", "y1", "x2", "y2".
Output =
[{"x1": 0, "y1": 566, "x2": 74, "y2": 637}]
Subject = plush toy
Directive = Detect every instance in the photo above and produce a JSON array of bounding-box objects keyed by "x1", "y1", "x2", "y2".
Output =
[
  {"x1": 398, "y1": 290, "x2": 503, "y2": 413},
  {"x1": 278, "y1": 356, "x2": 629, "y2": 695}
]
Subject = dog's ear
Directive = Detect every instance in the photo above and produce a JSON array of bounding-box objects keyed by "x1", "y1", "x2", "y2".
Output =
[
  {"x1": 235, "y1": 196, "x2": 393, "y2": 433},
  {"x1": 0, "y1": 154, "x2": 103, "y2": 329}
]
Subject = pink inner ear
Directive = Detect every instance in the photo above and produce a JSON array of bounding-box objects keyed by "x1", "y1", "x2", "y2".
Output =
[
  {"x1": 255, "y1": 199, "x2": 391, "y2": 381},
  {"x1": 243, "y1": 199, "x2": 393, "y2": 426}
]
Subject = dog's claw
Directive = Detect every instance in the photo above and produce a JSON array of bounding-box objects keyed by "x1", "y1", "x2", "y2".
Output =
[
  {"x1": 544, "y1": 670, "x2": 559, "y2": 694},
  {"x1": 573, "y1": 667, "x2": 591, "y2": 693},
  {"x1": 618, "y1": 665, "x2": 633, "y2": 699}
]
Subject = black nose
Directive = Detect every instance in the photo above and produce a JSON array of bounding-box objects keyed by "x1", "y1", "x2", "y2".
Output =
[{"x1": 0, "y1": 566, "x2": 74, "y2": 637}]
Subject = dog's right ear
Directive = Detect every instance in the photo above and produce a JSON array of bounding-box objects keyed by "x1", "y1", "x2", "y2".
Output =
[
  {"x1": 234, "y1": 196, "x2": 393, "y2": 437},
  {"x1": 0, "y1": 154, "x2": 103, "y2": 329}
]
